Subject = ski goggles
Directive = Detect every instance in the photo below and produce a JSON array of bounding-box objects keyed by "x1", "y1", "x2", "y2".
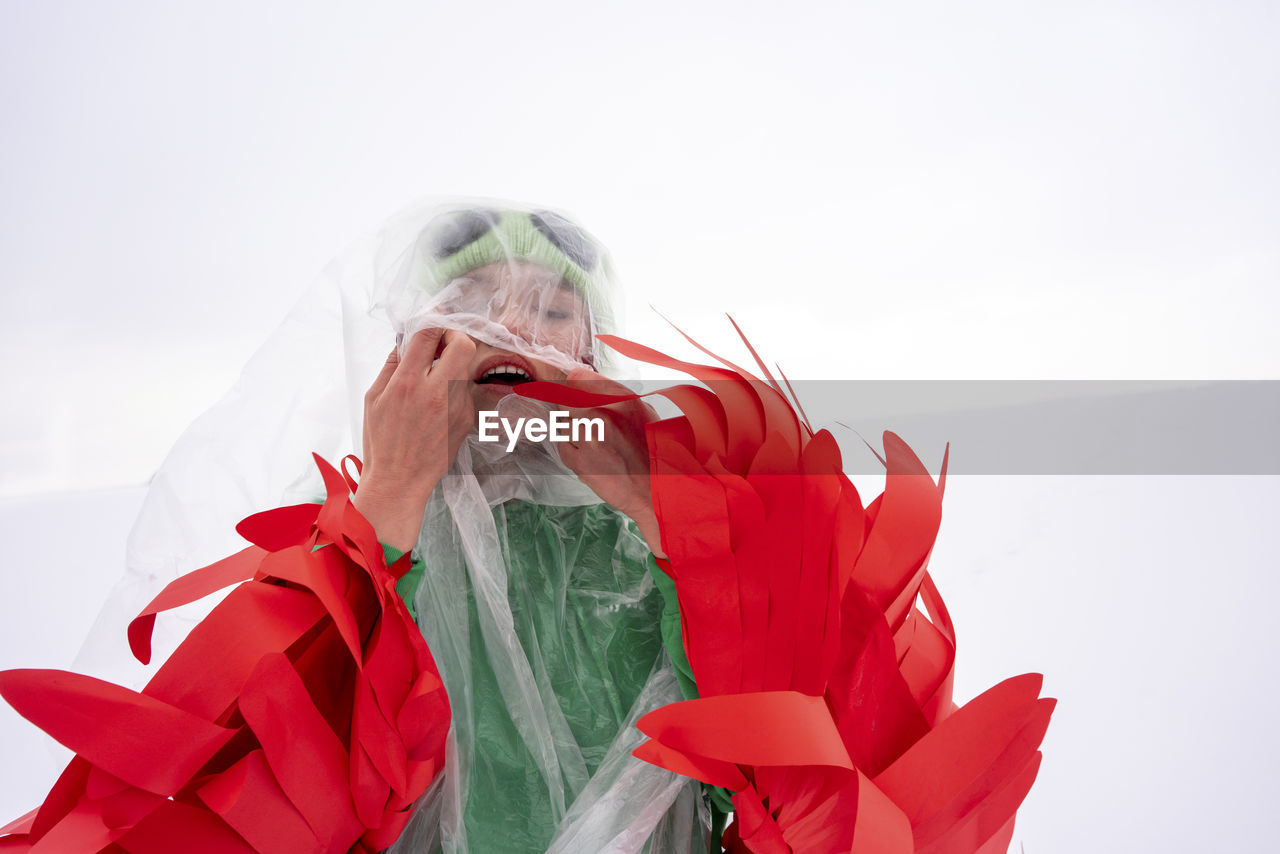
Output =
[{"x1": 427, "y1": 208, "x2": 601, "y2": 280}]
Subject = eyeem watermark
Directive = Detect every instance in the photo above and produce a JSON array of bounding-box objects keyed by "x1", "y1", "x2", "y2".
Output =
[{"x1": 478, "y1": 410, "x2": 605, "y2": 452}]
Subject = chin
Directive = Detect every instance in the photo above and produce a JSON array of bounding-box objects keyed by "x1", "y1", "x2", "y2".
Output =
[{"x1": 471, "y1": 381, "x2": 517, "y2": 407}]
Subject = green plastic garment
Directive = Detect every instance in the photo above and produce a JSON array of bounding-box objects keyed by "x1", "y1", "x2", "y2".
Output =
[{"x1": 384, "y1": 438, "x2": 707, "y2": 853}]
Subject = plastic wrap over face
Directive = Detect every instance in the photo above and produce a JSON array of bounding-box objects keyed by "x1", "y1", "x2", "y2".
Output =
[
  {"x1": 377, "y1": 204, "x2": 621, "y2": 378},
  {"x1": 75, "y1": 198, "x2": 703, "y2": 853}
]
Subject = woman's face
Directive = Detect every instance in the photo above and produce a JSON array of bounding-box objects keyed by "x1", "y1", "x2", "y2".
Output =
[{"x1": 445, "y1": 260, "x2": 594, "y2": 405}]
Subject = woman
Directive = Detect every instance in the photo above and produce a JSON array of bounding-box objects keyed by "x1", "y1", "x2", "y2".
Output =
[
  {"x1": 1, "y1": 200, "x2": 1052, "y2": 853},
  {"x1": 361, "y1": 205, "x2": 703, "y2": 851}
]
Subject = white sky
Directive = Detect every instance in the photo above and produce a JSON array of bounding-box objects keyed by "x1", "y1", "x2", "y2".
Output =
[{"x1": 1, "y1": 2, "x2": 1277, "y2": 850}]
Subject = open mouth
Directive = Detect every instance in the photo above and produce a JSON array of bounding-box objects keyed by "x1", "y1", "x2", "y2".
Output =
[
  {"x1": 474, "y1": 356, "x2": 538, "y2": 387},
  {"x1": 477, "y1": 366, "x2": 533, "y2": 386}
]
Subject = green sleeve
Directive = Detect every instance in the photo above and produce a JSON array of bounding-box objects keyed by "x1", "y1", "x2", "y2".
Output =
[
  {"x1": 308, "y1": 535, "x2": 423, "y2": 622},
  {"x1": 305, "y1": 497, "x2": 424, "y2": 621},
  {"x1": 648, "y1": 556, "x2": 698, "y2": 702}
]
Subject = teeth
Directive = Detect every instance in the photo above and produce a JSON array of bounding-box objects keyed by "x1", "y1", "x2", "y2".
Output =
[{"x1": 482, "y1": 365, "x2": 531, "y2": 380}]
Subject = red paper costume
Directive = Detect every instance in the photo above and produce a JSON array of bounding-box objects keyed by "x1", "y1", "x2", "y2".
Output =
[
  {"x1": 1, "y1": 199, "x2": 1051, "y2": 852},
  {"x1": 517, "y1": 326, "x2": 1055, "y2": 853},
  {"x1": 1, "y1": 326, "x2": 1052, "y2": 852},
  {"x1": 0, "y1": 454, "x2": 450, "y2": 853}
]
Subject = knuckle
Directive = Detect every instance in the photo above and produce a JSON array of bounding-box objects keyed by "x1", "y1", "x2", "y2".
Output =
[
  {"x1": 384, "y1": 377, "x2": 415, "y2": 400},
  {"x1": 424, "y1": 385, "x2": 448, "y2": 407}
]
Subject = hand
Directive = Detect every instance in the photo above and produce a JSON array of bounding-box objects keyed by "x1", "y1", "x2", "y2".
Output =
[
  {"x1": 353, "y1": 328, "x2": 477, "y2": 552},
  {"x1": 556, "y1": 367, "x2": 665, "y2": 557}
]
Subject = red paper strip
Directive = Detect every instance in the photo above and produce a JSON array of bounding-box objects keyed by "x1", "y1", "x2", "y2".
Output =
[
  {"x1": 638, "y1": 691, "x2": 853, "y2": 770},
  {"x1": 236, "y1": 502, "x2": 322, "y2": 551},
  {"x1": 0, "y1": 669, "x2": 234, "y2": 795},
  {"x1": 113, "y1": 801, "x2": 256, "y2": 853},
  {"x1": 141, "y1": 581, "x2": 328, "y2": 719},
  {"x1": 873, "y1": 674, "x2": 1050, "y2": 825},
  {"x1": 196, "y1": 749, "x2": 321, "y2": 854},
  {"x1": 127, "y1": 544, "x2": 266, "y2": 664},
  {"x1": 0, "y1": 811, "x2": 34, "y2": 838},
  {"x1": 631, "y1": 740, "x2": 748, "y2": 791},
  {"x1": 238, "y1": 652, "x2": 363, "y2": 849},
  {"x1": 25, "y1": 802, "x2": 126, "y2": 853}
]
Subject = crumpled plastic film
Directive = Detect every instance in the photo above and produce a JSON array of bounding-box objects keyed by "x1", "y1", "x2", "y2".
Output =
[
  {"x1": 543, "y1": 666, "x2": 707, "y2": 854},
  {"x1": 388, "y1": 434, "x2": 702, "y2": 853}
]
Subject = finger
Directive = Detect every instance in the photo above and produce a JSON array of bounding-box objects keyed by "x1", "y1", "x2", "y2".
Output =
[
  {"x1": 367, "y1": 346, "x2": 400, "y2": 400},
  {"x1": 400, "y1": 327, "x2": 446, "y2": 376},
  {"x1": 432, "y1": 329, "x2": 477, "y2": 380}
]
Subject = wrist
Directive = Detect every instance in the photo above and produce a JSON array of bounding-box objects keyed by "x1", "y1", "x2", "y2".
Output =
[
  {"x1": 352, "y1": 475, "x2": 435, "y2": 553},
  {"x1": 358, "y1": 466, "x2": 438, "y2": 508}
]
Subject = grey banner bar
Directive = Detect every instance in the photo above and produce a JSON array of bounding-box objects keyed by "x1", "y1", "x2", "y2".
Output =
[{"x1": 633, "y1": 380, "x2": 1280, "y2": 475}]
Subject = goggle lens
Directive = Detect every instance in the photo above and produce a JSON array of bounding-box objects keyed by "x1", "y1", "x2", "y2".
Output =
[
  {"x1": 428, "y1": 209, "x2": 599, "y2": 272},
  {"x1": 530, "y1": 210, "x2": 599, "y2": 271},
  {"x1": 430, "y1": 208, "x2": 499, "y2": 259}
]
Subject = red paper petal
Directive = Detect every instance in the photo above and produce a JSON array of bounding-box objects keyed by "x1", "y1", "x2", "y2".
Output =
[
  {"x1": 849, "y1": 432, "x2": 943, "y2": 631},
  {"x1": 638, "y1": 691, "x2": 852, "y2": 770},
  {"x1": 727, "y1": 785, "x2": 789, "y2": 854},
  {"x1": 846, "y1": 772, "x2": 915, "y2": 854},
  {"x1": 0, "y1": 669, "x2": 234, "y2": 795},
  {"x1": 631, "y1": 740, "x2": 748, "y2": 791},
  {"x1": 235, "y1": 503, "x2": 321, "y2": 551},
  {"x1": 127, "y1": 545, "x2": 266, "y2": 665},
  {"x1": 113, "y1": 801, "x2": 256, "y2": 853},
  {"x1": 237, "y1": 652, "x2": 364, "y2": 849},
  {"x1": 874, "y1": 674, "x2": 1051, "y2": 829},
  {"x1": 196, "y1": 750, "x2": 322, "y2": 854},
  {"x1": 25, "y1": 803, "x2": 125, "y2": 853},
  {"x1": 142, "y1": 581, "x2": 327, "y2": 720},
  {"x1": 0, "y1": 811, "x2": 34, "y2": 839}
]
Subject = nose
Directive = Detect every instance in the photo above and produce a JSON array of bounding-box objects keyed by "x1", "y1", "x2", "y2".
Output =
[
  {"x1": 494, "y1": 289, "x2": 542, "y2": 340},
  {"x1": 495, "y1": 304, "x2": 532, "y2": 344}
]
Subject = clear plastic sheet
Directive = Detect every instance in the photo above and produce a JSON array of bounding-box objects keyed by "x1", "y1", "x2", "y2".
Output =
[
  {"x1": 76, "y1": 198, "x2": 703, "y2": 851},
  {"x1": 388, "y1": 436, "x2": 704, "y2": 853}
]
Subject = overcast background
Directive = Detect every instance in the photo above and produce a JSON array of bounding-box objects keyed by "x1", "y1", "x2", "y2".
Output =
[{"x1": 2, "y1": 1, "x2": 1278, "y2": 850}]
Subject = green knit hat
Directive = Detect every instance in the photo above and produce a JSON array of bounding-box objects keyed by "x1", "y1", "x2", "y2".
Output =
[{"x1": 423, "y1": 207, "x2": 615, "y2": 334}]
